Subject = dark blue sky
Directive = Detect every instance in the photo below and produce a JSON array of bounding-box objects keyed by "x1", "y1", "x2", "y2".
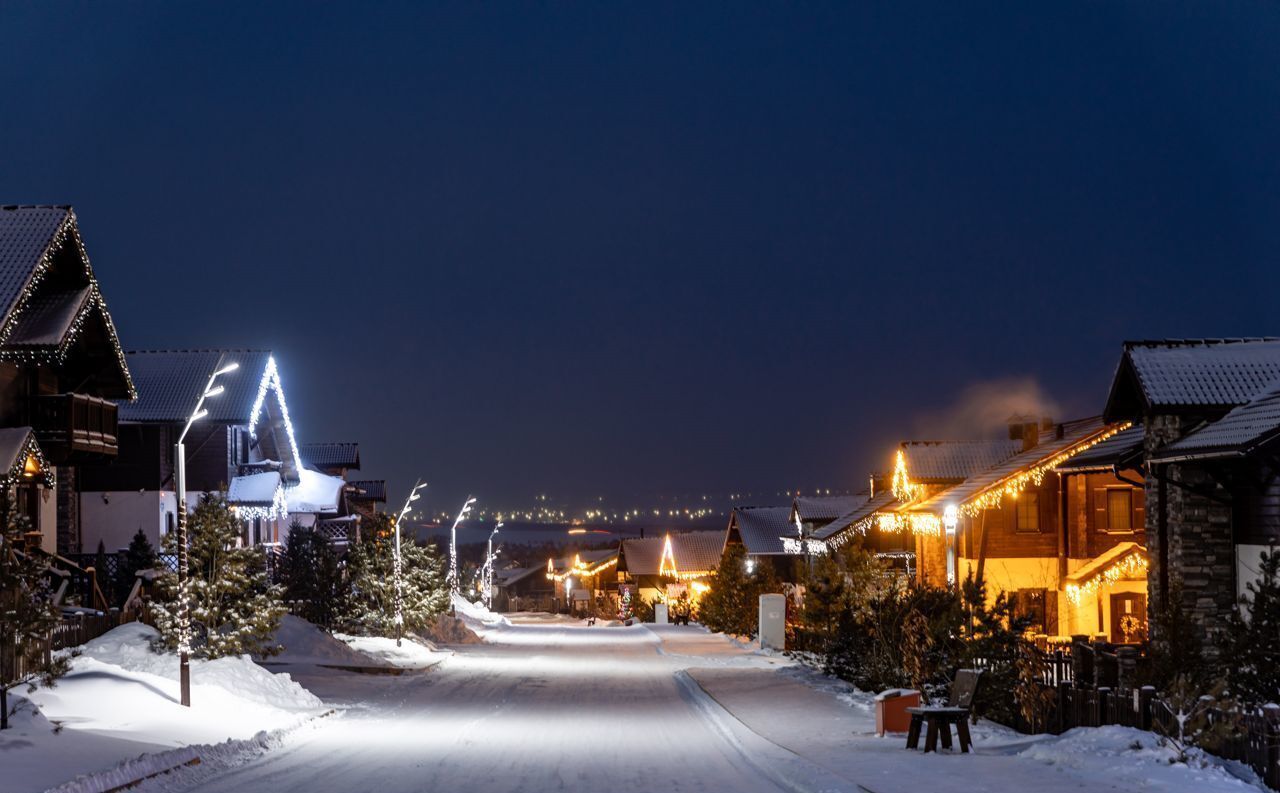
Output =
[{"x1": 2, "y1": 2, "x2": 1277, "y2": 515}]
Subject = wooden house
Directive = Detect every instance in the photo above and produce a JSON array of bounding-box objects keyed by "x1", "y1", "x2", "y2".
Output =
[
  {"x1": 0, "y1": 206, "x2": 136, "y2": 554},
  {"x1": 545, "y1": 547, "x2": 620, "y2": 613},
  {"x1": 617, "y1": 530, "x2": 725, "y2": 606},
  {"x1": 1104, "y1": 338, "x2": 1280, "y2": 648}
]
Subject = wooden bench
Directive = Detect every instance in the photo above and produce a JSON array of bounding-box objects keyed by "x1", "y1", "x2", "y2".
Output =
[{"x1": 905, "y1": 669, "x2": 983, "y2": 753}]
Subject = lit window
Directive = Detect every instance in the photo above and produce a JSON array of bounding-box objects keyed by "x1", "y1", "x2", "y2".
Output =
[{"x1": 1016, "y1": 492, "x2": 1040, "y2": 532}]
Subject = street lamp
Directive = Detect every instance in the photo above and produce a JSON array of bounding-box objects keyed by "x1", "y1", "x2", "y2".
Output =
[
  {"x1": 393, "y1": 480, "x2": 427, "y2": 647},
  {"x1": 481, "y1": 523, "x2": 502, "y2": 608},
  {"x1": 175, "y1": 358, "x2": 238, "y2": 708},
  {"x1": 447, "y1": 496, "x2": 477, "y2": 603}
]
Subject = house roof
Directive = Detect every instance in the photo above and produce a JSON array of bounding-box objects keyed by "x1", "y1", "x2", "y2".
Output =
[
  {"x1": 348, "y1": 480, "x2": 387, "y2": 502},
  {"x1": 0, "y1": 426, "x2": 54, "y2": 488},
  {"x1": 300, "y1": 442, "x2": 360, "y2": 470},
  {"x1": 813, "y1": 490, "x2": 898, "y2": 541},
  {"x1": 793, "y1": 495, "x2": 865, "y2": 523},
  {"x1": 1105, "y1": 339, "x2": 1280, "y2": 421},
  {"x1": 620, "y1": 531, "x2": 725, "y2": 577},
  {"x1": 912, "y1": 418, "x2": 1117, "y2": 513},
  {"x1": 1054, "y1": 425, "x2": 1146, "y2": 473},
  {"x1": 549, "y1": 547, "x2": 618, "y2": 574},
  {"x1": 0, "y1": 206, "x2": 134, "y2": 398},
  {"x1": 1150, "y1": 383, "x2": 1280, "y2": 462},
  {"x1": 729, "y1": 506, "x2": 795, "y2": 556},
  {"x1": 286, "y1": 468, "x2": 345, "y2": 515},
  {"x1": 494, "y1": 566, "x2": 543, "y2": 588},
  {"x1": 227, "y1": 471, "x2": 281, "y2": 506},
  {"x1": 120, "y1": 350, "x2": 273, "y2": 423},
  {"x1": 900, "y1": 439, "x2": 1023, "y2": 483}
]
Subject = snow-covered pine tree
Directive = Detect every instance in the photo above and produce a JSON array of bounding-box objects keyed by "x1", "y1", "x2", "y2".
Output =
[
  {"x1": 342, "y1": 513, "x2": 448, "y2": 636},
  {"x1": 0, "y1": 513, "x2": 69, "y2": 729},
  {"x1": 280, "y1": 521, "x2": 347, "y2": 629},
  {"x1": 151, "y1": 493, "x2": 285, "y2": 659},
  {"x1": 1219, "y1": 548, "x2": 1280, "y2": 707},
  {"x1": 698, "y1": 544, "x2": 759, "y2": 637}
]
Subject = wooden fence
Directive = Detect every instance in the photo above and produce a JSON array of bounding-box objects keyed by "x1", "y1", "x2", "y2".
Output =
[{"x1": 4, "y1": 611, "x2": 119, "y2": 685}]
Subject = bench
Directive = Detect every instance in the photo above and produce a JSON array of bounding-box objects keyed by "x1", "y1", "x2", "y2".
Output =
[{"x1": 905, "y1": 669, "x2": 983, "y2": 753}]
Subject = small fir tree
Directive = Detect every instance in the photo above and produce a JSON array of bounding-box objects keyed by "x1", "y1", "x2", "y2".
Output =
[
  {"x1": 1218, "y1": 549, "x2": 1280, "y2": 707},
  {"x1": 151, "y1": 493, "x2": 285, "y2": 659},
  {"x1": 1144, "y1": 580, "x2": 1206, "y2": 690},
  {"x1": 0, "y1": 513, "x2": 70, "y2": 729},
  {"x1": 117, "y1": 528, "x2": 157, "y2": 605},
  {"x1": 699, "y1": 544, "x2": 763, "y2": 637},
  {"x1": 280, "y1": 521, "x2": 347, "y2": 629},
  {"x1": 342, "y1": 513, "x2": 448, "y2": 636},
  {"x1": 795, "y1": 541, "x2": 884, "y2": 652}
]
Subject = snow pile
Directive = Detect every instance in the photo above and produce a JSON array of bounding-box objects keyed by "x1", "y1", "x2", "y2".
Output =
[
  {"x1": 423, "y1": 611, "x2": 484, "y2": 644},
  {"x1": 333, "y1": 634, "x2": 449, "y2": 669},
  {"x1": 451, "y1": 594, "x2": 511, "y2": 627},
  {"x1": 263, "y1": 615, "x2": 380, "y2": 667}
]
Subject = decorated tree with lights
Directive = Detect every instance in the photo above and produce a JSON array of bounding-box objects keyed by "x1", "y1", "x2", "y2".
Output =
[
  {"x1": 342, "y1": 513, "x2": 448, "y2": 636},
  {"x1": 152, "y1": 493, "x2": 285, "y2": 659},
  {"x1": 0, "y1": 512, "x2": 70, "y2": 729},
  {"x1": 280, "y1": 521, "x2": 347, "y2": 630}
]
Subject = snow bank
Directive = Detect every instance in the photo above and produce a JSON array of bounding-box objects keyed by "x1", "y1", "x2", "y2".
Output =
[
  {"x1": 264, "y1": 615, "x2": 381, "y2": 667},
  {"x1": 451, "y1": 594, "x2": 511, "y2": 627},
  {"x1": 332, "y1": 634, "x2": 450, "y2": 669}
]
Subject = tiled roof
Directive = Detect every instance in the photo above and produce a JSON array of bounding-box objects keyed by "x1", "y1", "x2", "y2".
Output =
[
  {"x1": 813, "y1": 491, "x2": 898, "y2": 541},
  {"x1": 1110, "y1": 339, "x2": 1280, "y2": 415},
  {"x1": 227, "y1": 471, "x2": 280, "y2": 506},
  {"x1": 300, "y1": 442, "x2": 360, "y2": 470},
  {"x1": 1054, "y1": 425, "x2": 1145, "y2": 473},
  {"x1": 900, "y1": 440, "x2": 1023, "y2": 483},
  {"x1": 621, "y1": 530, "x2": 725, "y2": 576},
  {"x1": 730, "y1": 506, "x2": 795, "y2": 556},
  {"x1": 1152, "y1": 384, "x2": 1280, "y2": 462},
  {"x1": 0, "y1": 205, "x2": 69, "y2": 321},
  {"x1": 348, "y1": 480, "x2": 387, "y2": 501},
  {"x1": 794, "y1": 495, "x2": 865, "y2": 523},
  {"x1": 120, "y1": 350, "x2": 272, "y2": 423},
  {"x1": 913, "y1": 418, "x2": 1113, "y2": 512},
  {"x1": 550, "y1": 547, "x2": 618, "y2": 574},
  {"x1": 4, "y1": 286, "x2": 92, "y2": 347}
]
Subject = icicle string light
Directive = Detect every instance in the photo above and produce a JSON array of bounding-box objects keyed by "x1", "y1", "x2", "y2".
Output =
[
  {"x1": 247, "y1": 356, "x2": 304, "y2": 478},
  {"x1": 782, "y1": 537, "x2": 829, "y2": 555},
  {"x1": 547, "y1": 554, "x2": 617, "y2": 582},
  {"x1": 877, "y1": 513, "x2": 942, "y2": 536},
  {"x1": 891, "y1": 449, "x2": 919, "y2": 502},
  {"x1": 231, "y1": 484, "x2": 288, "y2": 521},
  {"x1": 1066, "y1": 549, "x2": 1148, "y2": 604}
]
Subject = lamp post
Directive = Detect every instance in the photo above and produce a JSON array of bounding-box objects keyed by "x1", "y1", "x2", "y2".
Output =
[
  {"x1": 447, "y1": 496, "x2": 476, "y2": 604},
  {"x1": 482, "y1": 523, "x2": 502, "y2": 608},
  {"x1": 393, "y1": 480, "x2": 427, "y2": 647},
  {"x1": 175, "y1": 358, "x2": 239, "y2": 708}
]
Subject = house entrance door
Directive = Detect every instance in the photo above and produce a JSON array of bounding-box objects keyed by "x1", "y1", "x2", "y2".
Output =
[{"x1": 1110, "y1": 592, "x2": 1147, "y2": 643}]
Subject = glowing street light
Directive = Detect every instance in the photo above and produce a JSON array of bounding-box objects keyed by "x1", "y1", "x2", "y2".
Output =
[
  {"x1": 176, "y1": 357, "x2": 238, "y2": 708},
  {"x1": 447, "y1": 497, "x2": 477, "y2": 601},
  {"x1": 392, "y1": 480, "x2": 427, "y2": 647},
  {"x1": 481, "y1": 523, "x2": 503, "y2": 608}
]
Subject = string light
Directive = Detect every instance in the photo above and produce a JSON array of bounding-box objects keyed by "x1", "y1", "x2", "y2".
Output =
[
  {"x1": 547, "y1": 554, "x2": 618, "y2": 583},
  {"x1": 231, "y1": 483, "x2": 287, "y2": 521},
  {"x1": 1066, "y1": 548, "x2": 1148, "y2": 604},
  {"x1": 247, "y1": 356, "x2": 304, "y2": 480},
  {"x1": 659, "y1": 534, "x2": 679, "y2": 578},
  {"x1": 891, "y1": 449, "x2": 919, "y2": 502},
  {"x1": 782, "y1": 537, "x2": 829, "y2": 555},
  {"x1": 1, "y1": 432, "x2": 54, "y2": 488},
  {"x1": 877, "y1": 513, "x2": 942, "y2": 536}
]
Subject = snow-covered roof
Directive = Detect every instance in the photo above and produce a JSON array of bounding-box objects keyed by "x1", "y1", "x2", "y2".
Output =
[
  {"x1": 0, "y1": 426, "x2": 54, "y2": 487},
  {"x1": 300, "y1": 442, "x2": 360, "y2": 470},
  {"x1": 1054, "y1": 425, "x2": 1146, "y2": 473},
  {"x1": 286, "y1": 468, "x2": 345, "y2": 514},
  {"x1": 1064, "y1": 541, "x2": 1146, "y2": 584},
  {"x1": 1105, "y1": 338, "x2": 1280, "y2": 420},
  {"x1": 1151, "y1": 383, "x2": 1280, "y2": 462},
  {"x1": 228, "y1": 471, "x2": 281, "y2": 506},
  {"x1": 729, "y1": 506, "x2": 795, "y2": 556},
  {"x1": 900, "y1": 439, "x2": 1023, "y2": 483},
  {"x1": 620, "y1": 531, "x2": 725, "y2": 576},
  {"x1": 813, "y1": 490, "x2": 898, "y2": 541},
  {"x1": 793, "y1": 495, "x2": 865, "y2": 523}
]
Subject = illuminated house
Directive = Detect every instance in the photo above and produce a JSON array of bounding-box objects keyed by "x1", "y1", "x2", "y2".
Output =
[
  {"x1": 617, "y1": 530, "x2": 725, "y2": 604},
  {"x1": 0, "y1": 206, "x2": 136, "y2": 554},
  {"x1": 79, "y1": 350, "x2": 345, "y2": 550},
  {"x1": 725, "y1": 505, "x2": 800, "y2": 579},
  {"x1": 545, "y1": 548, "x2": 619, "y2": 612},
  {"x1": 1104, "y1": 338, "x2": 1280, "y2": 649}
]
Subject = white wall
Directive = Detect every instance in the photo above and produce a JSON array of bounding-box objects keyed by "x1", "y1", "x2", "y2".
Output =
[
  {"x1": 80, "y1": 490, "x2": 168, "y2": 552},
  {"x1": 38, "y1": 483, "x2": 56, "y2": 554}
]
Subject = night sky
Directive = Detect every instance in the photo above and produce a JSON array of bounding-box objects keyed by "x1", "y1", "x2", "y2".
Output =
[{"x1": 2, "y1": 3, "x2": 1277, "y2": 516}]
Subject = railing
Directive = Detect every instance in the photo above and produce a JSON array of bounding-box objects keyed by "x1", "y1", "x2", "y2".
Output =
[{"x1": 32, "y1": 392, "x2": 119, "y2": 457}]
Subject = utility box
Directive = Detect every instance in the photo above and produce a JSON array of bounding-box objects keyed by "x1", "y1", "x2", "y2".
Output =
[
  {"x1": 654, "y1": 603, "x2": 668, "y2": 625},
  {"x1": 874, "y1": 689, "x2": 921, "y2": 736},
  {"x1": 758, "y1": 593, "x2": 786, "y2": 650}
]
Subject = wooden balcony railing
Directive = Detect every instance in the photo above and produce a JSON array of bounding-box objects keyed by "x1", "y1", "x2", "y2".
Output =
[{"x1": 33, "y1": 393, "x2": 119, "y2": 459}]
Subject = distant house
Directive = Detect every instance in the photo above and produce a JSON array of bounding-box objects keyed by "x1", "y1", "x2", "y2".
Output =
[
  {"x1": 300, "y1": 442, "x2": 360, "y2": 478},
  {"x1": 618, "y1": 530, "x2": 725, "y2": 605},
  {"x1": 545, "y1": 547, "x2": 620, "y2": 613},
  {"x1": 492, "y1": 565, "x2": 551, "y2": 612},
  {"x1": 725, "y1": 505, "x2": 795, "y2": 577},
  {"x1": 78, "y1": 350, "x2": 345, "y2": 550},
  {"x1": 0, "y1": 206, "x2": 136, "y2": 554},
  {"x1": 1104, "y1": 338, "x2": 1280, "y2": 648},
  {"x1": 347, "y1": 479, "x2": 387, "y2": 522}
]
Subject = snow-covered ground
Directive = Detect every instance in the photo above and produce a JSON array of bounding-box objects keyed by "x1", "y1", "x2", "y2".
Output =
[{"x1": 9, "y1": 616, "x2": 1265, "y2": 793}]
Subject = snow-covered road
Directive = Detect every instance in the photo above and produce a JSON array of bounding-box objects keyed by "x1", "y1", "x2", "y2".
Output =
[{"x1": 146, "y1": 621, "x2": 837, "y2": 793}]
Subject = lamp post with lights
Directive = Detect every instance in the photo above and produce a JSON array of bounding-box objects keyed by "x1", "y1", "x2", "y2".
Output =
[
  {"x1": 447, "y1": 497, "x2": 477, "y2": 605},
  {"x1": 175, "y1": 358, "x2": 239, "y2": 708},
  {"x1": 392, "y1": 480, "x2": 427, "y2": 647},
  {"x1": 481, "y1": 523, "x2": 502, "y2": 608}
]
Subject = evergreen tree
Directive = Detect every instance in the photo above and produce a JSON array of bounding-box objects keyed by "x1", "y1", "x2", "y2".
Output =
[
  {"x1": 796, "y1": 541, "x2": 884, "y2": 650},
  {"x1": 117, "y1": 528, "x2": 157, "y2": 606},
  {"x1": 1218, "y1": 549, "x2": 1280, "y2": 707},
  {"x1": 151, "y1": 493, "x2": 285, "y2": 659},
  {"x1": 342, "y1": 513, "x2": 448, "y2": 636},
  {"x1": 1146, "y1": 580, "x2": 1206, "y2": 690},
  {"x1": 958, "y1": 575, "x2": 1031, "y2": 724},
  {"x1": 280, "y1": 521, "x2": 347, "y2": 629},
  {"x1": 0, "y1": 512, "x2": 69, "y2": 729},
  {"x1": 699, "y1": 544, "x2": 766, "y2": 637}
]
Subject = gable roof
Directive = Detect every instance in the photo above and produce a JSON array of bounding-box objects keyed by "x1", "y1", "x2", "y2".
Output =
[
  {"x1": 0, "y1": 206, "x2": 134, "y2": 398},
  {"x1": 793, "y1": 495, "x2": 865, "y2": 523},
  {"x1": 729, "y1": 506, "x2": 795, "y2": 556},
  {"x1": 121, "y1": 350, "x2": 273, "y2": 423},
  {"x1": 1150, "y1": 383, "x2": 1280, "y2": 462},
  {"x1": 900, "y1": 439, "x2": 1023, "y2": 483},
  {"x1": 620, "y1": 531, "x2": 725, "y2": 577},
  {"x1": 300, "y1": 442, "x2": 360, "y2": 470},
  {"x1": 0, "y1": 427, "x2": 54, "y2": 488},
  {"x1": 349, "y1": 480, "x2": 387, "y2": 502},
  {"x1": 1054, "y1": 425, "x2": 1146, "y2": 473},
  {"x1": 813, "y1": 490, "x2": 897, "y2": 541},
  {"x1": 1105, "y1": 339, "x2": 1280, "y2": 420}
]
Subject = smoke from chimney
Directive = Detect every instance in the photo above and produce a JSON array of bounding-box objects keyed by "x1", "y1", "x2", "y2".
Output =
[{"x1": 911, "y1": 376, "x2": 1061, "y2": 440}]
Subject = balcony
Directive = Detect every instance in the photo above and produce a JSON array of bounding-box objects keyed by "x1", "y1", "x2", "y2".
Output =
[{"x1": 33, "y1": 393, "x2": 119, "y2": 461}]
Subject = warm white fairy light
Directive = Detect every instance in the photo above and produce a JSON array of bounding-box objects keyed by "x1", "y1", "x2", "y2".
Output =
[
  {"x1": 658, "y1": 534, "x2": 679, "y2": 578},
  {"x1": 1066, "y1": 549, "x2": 1148, "y2": 604},
  {"x1": 891, "y1": 449, "x2": 919, "y2": 502}
]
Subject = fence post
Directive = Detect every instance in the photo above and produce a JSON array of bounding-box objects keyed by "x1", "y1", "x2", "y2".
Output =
[
  {"x1": 1138, "y1": 686, "x2": 1155, "y2": 732},
  {"x1": 1262, "y1": 704, "x2": 1280, "y2": 791},
  {"x1": 1056, "y1": 680, "x2": 1070, "y2": 734},
  {"x1": 1071, "y1": 635, "x2": 1090, "y2": 687},
  {"x1": 1116, "y1": 646, "x2": 1136, "y2": 691}
]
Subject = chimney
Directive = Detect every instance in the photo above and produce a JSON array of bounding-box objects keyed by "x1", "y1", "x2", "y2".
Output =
[
  {"x1": 1040, "y1": 416, "x2": 1054, "y2": 432},
  {"x1": 1022, "y1": 421, "x2": 1040, "y2": 452},
  {"x1": 1007, "y1": 414, "x2": 1026, "y2": 442}
]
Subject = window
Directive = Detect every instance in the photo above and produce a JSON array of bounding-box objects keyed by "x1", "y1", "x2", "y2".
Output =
[
  {"x1": 1107, "y1": 489, "x2": 1133, "y2": 532},
  {"x1": 1016, "y1": 492, "x2": 1040, "y2": 532},
  {"x1": 1014, "y1": 589, "x2": 1048, "y2": 634}
]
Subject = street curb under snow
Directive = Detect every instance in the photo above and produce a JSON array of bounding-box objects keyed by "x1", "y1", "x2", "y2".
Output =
[{"x1": 42, "y1": 709, "x2": 336, "y2": 793}]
